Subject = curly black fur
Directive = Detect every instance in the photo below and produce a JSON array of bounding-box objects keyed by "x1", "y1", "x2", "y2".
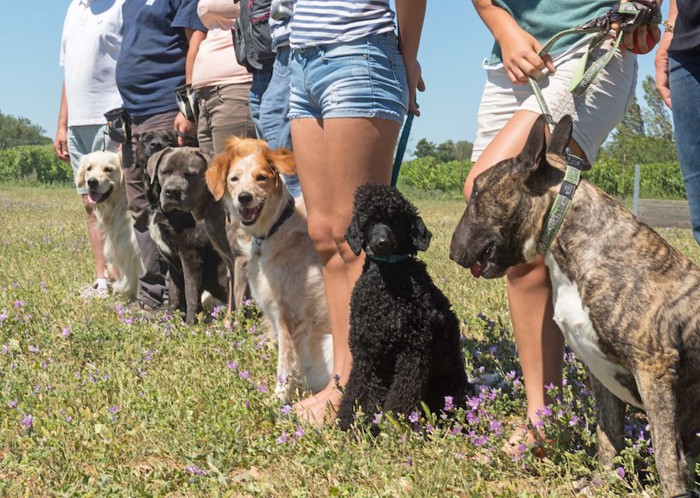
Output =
[{"x1": 337, "y1": 184, "x2": 472, "y2": 430}]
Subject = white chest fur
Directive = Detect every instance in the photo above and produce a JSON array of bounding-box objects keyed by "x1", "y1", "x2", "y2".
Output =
[{"x1": 544, "y1": 254, "x2": 642, "y2": 409}]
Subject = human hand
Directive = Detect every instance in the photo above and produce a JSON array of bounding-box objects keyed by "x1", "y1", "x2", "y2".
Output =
[
  {"x1": 403, "y1": 57, "x2": 425, "y2": 116},
  {"x1": 654, "y1": 31, "x2": 673, "y2": 108},
  {"x1": 617, "y1": 22, "x2": 661, "y2": 54},
  {"x1": 53, "y1": 127, "x2": 70, "y2": 161},
  {"x1": 174, "y1": 113, "x2": 196, "y2": 146},
  {"x1": 498, "y1": 27, "x2": 555, "y2": 84}
]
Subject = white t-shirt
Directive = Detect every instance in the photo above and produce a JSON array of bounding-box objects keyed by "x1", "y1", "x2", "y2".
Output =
[{"x1": 60, "y1": 0, "x2": 124, "y2": 127}]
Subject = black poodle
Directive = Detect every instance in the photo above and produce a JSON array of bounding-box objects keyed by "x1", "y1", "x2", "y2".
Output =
[{"x1": 337, "y1": 184, "x2": 472, "y2": 430}]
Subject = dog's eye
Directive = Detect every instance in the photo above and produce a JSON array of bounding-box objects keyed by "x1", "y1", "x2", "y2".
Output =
[
  {"x1": 470, "y1": 186, "x2": 479, "y2": 201},
  {"x1": 184, "y1": 172, "x2": 195, "y2": 179},
  {"x1": 229, "y1": 176, "x2": 238, "y2": 183},
  {"x1": 255, "y1": 174, "x2": 268, "y2": 182},
  {"x1": 104, "y1": 167, "x2": 113, "y2": 174}
]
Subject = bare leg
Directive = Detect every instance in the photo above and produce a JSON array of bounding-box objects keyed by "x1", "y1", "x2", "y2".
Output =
[
  {"x1": 291, "y1": 116, "x2": 399, "y2": 424},
  {"x1": 463, "y1": 110, "x2": 587, "y2": 449},
  {"x1": 82, "y1": 194, "x2": 107, "y2": 281}
]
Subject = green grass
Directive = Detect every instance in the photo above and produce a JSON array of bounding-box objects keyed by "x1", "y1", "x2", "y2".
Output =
[{"x1": 1, "y1": 185, "x2": 698, "y2": 497}]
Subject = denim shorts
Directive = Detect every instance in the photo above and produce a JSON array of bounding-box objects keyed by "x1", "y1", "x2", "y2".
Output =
[{"x1": 289, "y1": 33, "x2": 409, "y2": 123}]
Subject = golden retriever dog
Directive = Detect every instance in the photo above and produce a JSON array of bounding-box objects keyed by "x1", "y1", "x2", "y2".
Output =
[
  {"x1": 77, "y1": 151, "x2": 144, "y2": 299},
  {"x1": 206, "y1": 137, "x2": 332, "y2": 400}
]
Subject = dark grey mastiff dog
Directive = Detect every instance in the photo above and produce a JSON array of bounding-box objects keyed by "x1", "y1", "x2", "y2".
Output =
[{"x1": 449, "y1": 115, "x2": 700, "y2": 497}]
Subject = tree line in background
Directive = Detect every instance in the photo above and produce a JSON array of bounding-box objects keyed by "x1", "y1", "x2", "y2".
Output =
[
  {"x1": 0, "y1": 76, "x2": 682, "y2": 198},
  {"x1": 0, "y1": 111, "x2": 51, "y2": 148}
]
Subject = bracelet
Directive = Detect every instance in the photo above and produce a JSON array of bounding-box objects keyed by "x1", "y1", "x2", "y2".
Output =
[{"x1": 662, "y1": 20, "x2": 674, "y2": 33}]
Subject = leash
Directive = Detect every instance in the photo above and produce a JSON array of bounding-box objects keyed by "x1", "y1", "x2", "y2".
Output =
[
  {"x1": 391, "y1": 107, "x2": 415, "y2": 187},
  {"x1": 528, "y1": 1, "x2": 660, "y2": 132},
  {"x1": 537, "y1": 152, "x2": 585, "y2": 255},
  {"x1": 253, "y1": 196, "x2": 295, "y2": 248}
]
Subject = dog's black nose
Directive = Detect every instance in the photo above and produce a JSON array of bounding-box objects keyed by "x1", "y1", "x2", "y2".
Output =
[
  {"x1": 238, "y1": 192, "x2": 253, "y2": 205},
  {"x1": 375, "y1": 237, "x2": 391, "y2": 251},
  {"x1": 87, "y1": 179, "x2": 98, "y2": 189},
  {"x1": 149, "y1": 142, "x2": 163, "y2": 151},
  {"x1": 164, "y1": 188, "x2": 180, "y2": 200}
]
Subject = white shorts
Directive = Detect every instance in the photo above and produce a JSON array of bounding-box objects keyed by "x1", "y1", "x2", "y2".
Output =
[{"x1": 472, "y1": 36, "x2": 638, "y2": 163}]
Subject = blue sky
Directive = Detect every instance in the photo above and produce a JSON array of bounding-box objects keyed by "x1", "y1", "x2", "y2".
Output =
[{"x1": 0, "y1": 1, "x2": 667, "y2": 151}]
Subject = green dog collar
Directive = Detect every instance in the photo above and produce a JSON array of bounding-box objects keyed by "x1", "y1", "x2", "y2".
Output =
[{"x1": 537, "y1": 153, "x2": 584, "y2": 255}]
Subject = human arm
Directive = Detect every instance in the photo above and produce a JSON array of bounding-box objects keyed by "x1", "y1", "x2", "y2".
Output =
[
  {"x1": 471, "y1": 0, "x2": 555, "y2": 84},
  {"x1": 395, "y1": 0, "x2": 427, "y2": 116},
  {"x1": 53, "y1": 82, "x2": 70, "y2": 162},
  {"x1": 655, "y1": 0, "x2": 676, "y2": 108},
  {"x1": 175, "y1": 27, "x2": 205, "y2": 145},
  {"x1": 197, "y1": 0, "x2": 240, "y2": 30}
]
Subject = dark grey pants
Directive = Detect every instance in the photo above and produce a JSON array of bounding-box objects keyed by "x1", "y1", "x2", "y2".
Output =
[{"x1": 122, "y1": 110, "x2": 179, "y2": 307}]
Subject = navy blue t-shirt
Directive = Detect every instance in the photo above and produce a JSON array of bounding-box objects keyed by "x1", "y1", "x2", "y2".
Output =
[
  {"x1": 669, "y1": 0, "x2": 700, "y2": 52},
  {"x1": 116, "y1": 0, "x2": 206, "y2": 117}
]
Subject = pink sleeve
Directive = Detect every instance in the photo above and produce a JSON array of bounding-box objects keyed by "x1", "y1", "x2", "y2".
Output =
[{"x1": 197, "y1": 0, "x2": 241, "y2": 30}]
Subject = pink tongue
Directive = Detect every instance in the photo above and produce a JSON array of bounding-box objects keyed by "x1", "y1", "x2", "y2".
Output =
[
  {"x1": 240, "y1": 208, "x2": 256, "y2": 222},
  {"x1": 87, "y1": 193, "x2": 100, "y2": 204},
  {"x1": 470, "y1": 263, "x2": 482, "y2": 279}
]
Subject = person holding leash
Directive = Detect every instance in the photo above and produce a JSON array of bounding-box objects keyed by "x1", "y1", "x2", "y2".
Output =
[
  {"x1": 465, "y1": 0, "x2": 660, "y2": 455},
  {"x1": 54, "y1": 0, "x2": 125, "y2": 299},
  {"x1": 287, "y1": 0, "x2": 426, "y2": 424}
]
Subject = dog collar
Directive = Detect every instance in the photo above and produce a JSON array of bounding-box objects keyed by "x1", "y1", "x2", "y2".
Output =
[
  {"x1": 253, "y1": 196, "x2": 295, "y2": 247},
  {"x1": 537, "y1": 152, "x2": 585, "y2": 255},
  {"x1": 366, "y1": 253, "x2": 411, "y2": 264}
]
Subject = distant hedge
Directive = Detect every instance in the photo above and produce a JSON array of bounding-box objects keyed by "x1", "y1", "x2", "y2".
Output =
[
  {"x1": 397, "y1": 156, "x2": 686, "y2": 200},
  {"x1": 0, "y1": 145, "x2": 687, "y2": 201},
  {"x1": 0, "y1": 145, "x2": 74, "y2": 185}
]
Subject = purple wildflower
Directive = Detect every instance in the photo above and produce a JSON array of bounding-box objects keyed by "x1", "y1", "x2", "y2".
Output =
[
  {"x1": 62, "y1": 326, "x2": 71, "y2": 337},
  {"x1": 443, "y1": 396, "x2": 454, "y2": 412},
  {"x1": 408, "y1": 411, "x2": 419, "y2": 424},
  {"x1": 29, "y1": 345, "x2": 39, "y2": 354},
  {"x1": 13, "y1": 300, "x2": 25, "y2": 308},
  {"x1": 0, "y1": 313, "x2": 7, "y2": 322},
  {"x1": 8, "y1": 399, "x2": 17, "y2": 409},
  {"x1": 281, "y1": 404, "x2": 292, "y2": 416},
  {"x1": 227, "y1": 360, "x2": 238, "y2": 370},
  {"x1": 258, "y1": 384, "x2": 267, "y2": 393},
  {"x1": 294, "y1": 426, "x2": 305, "y2": 439},
  {"x1": 239, "y1": 370, "x2": 249, "y2": 380},
  {"x1": 65, "y1": 416, "x2": 73, "y2": 423},
  {"x1": 21, "y1": 414, "x2": 33, "y2": 429},
  {"x1": 277, "y1": 431, "x2": 288, "y2": 444},
  {"x1": 184, "y1": 464, "x2": 207, "y2": 477},
  {"x1": 372, "y1": 412, "x2": 383, "y2": 426},
  {"x1": 616, "y1": 467, "x2": 625, "y2": 479},
  {"x1": 569, "y1": 415, "x2": 579, "y2": 427},
  {"x1": 108, "y1": 405, "x2": 119, "y2": 415}
]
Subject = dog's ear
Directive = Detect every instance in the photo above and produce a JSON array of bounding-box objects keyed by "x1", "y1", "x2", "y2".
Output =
[
  {"x1": 223, "y1": 135, "x2": 244, "y2": 154},
  {"x1": 205, "y1": 152, "x2": 231, "y2": 201},
  {"x1": 548, "y1": 115, "x2": 573, "y2": 157},
  {"x1": 515, "y1": 115, "x2": 563, "y2": 196},
  {"x1": 145, "y1": 148, "x2": 172, "y2": 186},
  {"x1": 411, "y1": 215, "x2": 432, "y2": 252},
  {"x1": 345, "y1": 217, "x2": 364, "y2": 256},
  {"x1": 76, "y1": 156, "x2": 88, "y2": 188},
  {"x1": 194, "y1": 149, "x2": 212, "y2": 171},
  {"x1": 268, "y1": 148, "x2": 296, "y2": 176}
]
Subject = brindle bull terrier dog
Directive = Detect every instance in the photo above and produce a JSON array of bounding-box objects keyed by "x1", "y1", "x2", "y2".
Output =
[{"x1": 449, "y1": 114, "x2": 700, "y2": 497}]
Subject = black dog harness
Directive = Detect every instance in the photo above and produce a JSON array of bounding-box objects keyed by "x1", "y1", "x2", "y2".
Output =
[{"x1": 253, "y1": 196, "x2": 295, "y2": 250}]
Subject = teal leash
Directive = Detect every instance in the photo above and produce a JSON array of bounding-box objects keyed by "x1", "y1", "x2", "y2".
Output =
[{"x1": 391, "y1": 108, "x2": 414, "y2": 187}]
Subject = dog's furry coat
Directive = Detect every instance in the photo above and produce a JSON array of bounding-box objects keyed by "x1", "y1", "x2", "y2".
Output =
[
  {"x1": 337, "y1": 184, "x2": 471, "y2": 430},
  {"x1": 206, "y1": 137, "x2": 332, "y2": 399},
  {"x1": 77, "y1": 150, "x2": 144, "y2": 299},
  {"x1": 450, "y1": 115, "x2": 700, "y2": 497}
]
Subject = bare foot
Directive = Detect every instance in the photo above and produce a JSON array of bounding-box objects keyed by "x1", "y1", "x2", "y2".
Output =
[
  {"x1": 501, "y1": 422, "x2": 548, "y2": 459},
  {"x1": 294, "y1": 384, "x2": 342, "y2": 425}
]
